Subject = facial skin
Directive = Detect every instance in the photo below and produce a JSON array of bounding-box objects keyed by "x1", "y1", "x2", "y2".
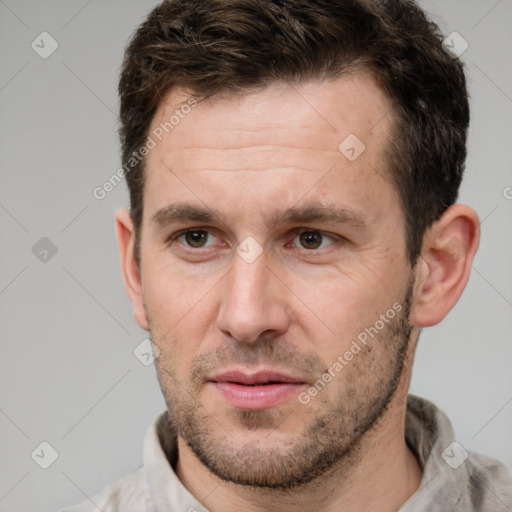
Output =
[{"x1": 116, "y1": 75, "x2": 480, "y2": 512}]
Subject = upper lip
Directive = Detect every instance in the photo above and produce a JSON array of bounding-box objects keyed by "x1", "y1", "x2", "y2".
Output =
[{"x1": 209, "y1": 369, "x2": 306, "y2": 385}]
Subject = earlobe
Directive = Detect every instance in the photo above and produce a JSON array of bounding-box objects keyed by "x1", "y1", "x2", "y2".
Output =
[
  {"x1": 410, "y1": 204, "x2": 480, "y2": 327},
  {"x1": 114, "y1": 208, "x2": 149, "y2": 331}
]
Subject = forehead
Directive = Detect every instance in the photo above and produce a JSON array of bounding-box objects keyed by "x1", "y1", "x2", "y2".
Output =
[
  {"x1": 149, "y1": 73, "x2": 393, "y2": 156},
  {"x1": 143, "y1": 74, "x2": 399, "y2": 227}
]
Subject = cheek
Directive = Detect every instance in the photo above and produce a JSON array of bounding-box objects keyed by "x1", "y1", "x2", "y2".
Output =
[
  {"x1": 141, "y1": 258, "x2": 220, "y2": 362},
  {"x1": 296, "y1": 266, "x2": 403, "y2": 362},
  {"x1": 293, "y1": 266, "x2": 378, "y2": 323},
  {"x1": 142, "y1": 252, "x2": 202, "y2": 313}
]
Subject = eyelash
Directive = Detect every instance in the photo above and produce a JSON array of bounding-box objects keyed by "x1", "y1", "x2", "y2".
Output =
[{"x1": 168, "y1": 227, "x2": 341, "y2": 252}]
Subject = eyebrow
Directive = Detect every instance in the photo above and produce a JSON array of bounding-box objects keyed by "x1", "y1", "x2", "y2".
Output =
[{"x1": 151, "y1": 202, "x2": 369, "y2": 229}]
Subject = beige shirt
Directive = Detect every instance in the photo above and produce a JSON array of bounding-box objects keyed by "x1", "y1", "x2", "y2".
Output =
[{"x1": 60, "y1": 395, "x2": 512, "y2": 511}]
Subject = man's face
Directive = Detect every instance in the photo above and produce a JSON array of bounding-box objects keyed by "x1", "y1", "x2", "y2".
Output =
[{"x1": 138, "y1": 75, "x2": 416, "y2": 487}]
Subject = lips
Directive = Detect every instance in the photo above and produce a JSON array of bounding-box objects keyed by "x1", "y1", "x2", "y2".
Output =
[
  {"x1": 210, "y1": 370, "x2": 305, "y2": 386},
  {"x1": 208, "y1": 369, "x2": 307, "y2": 410}
]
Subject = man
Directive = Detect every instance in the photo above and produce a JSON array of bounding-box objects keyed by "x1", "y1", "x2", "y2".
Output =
[{"x1": 63, "y1": 0, "x2": 512, "y2": 510}]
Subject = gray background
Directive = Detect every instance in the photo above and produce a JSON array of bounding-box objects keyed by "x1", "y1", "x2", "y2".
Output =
[{"x1": 0, "y1": 1, "x2": 511, "y2": 511}]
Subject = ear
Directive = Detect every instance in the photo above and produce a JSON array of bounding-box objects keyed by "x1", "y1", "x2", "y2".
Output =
[
  {"x1": 115, "y1": 208, "x2": 149, "y2": 331},
  {"x1": 410, "y1": 204, "x2": 480, "y2": 327}
]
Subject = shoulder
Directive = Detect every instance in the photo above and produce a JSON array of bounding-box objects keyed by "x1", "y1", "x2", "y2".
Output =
[
  {"x1": 58, "y1": 466, "x2": 147, "y2": 512},
  {"x1": 404, "y1": 395, "x2": 512, "y2": 510},
  {"x1": 461, "y1": 451, "x2": 512, "y2": 510}
]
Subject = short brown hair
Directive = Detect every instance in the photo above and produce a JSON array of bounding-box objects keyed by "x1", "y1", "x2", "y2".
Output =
[{"x1": 118, "y1": 0, "x2": 469, "y2": 264}]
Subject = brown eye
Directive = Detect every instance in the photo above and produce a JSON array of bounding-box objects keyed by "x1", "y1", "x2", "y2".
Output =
[
  {"x1": 183, "y1": 230, "x2": 210, "y2": 248},
  {"x1": 299, "y1": 231, "x2": 323, "y2": 249},
  {"x1": 291, "y1": 229, "x2": 338, "y2": 251}
]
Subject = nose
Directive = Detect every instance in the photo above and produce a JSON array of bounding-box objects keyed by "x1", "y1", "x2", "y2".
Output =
[{"x1": 216, "y1": 251, "x2": 290, "y2": 344}]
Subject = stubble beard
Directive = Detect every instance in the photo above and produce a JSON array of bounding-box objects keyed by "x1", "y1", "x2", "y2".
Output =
[{"x1": 151, "y1": 278, "x2": 414, "y2": 490}]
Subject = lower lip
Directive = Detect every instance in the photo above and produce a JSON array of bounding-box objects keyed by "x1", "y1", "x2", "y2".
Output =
[{"x1": 210, "y1": 382, "x2": 306, "y2": 410}]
